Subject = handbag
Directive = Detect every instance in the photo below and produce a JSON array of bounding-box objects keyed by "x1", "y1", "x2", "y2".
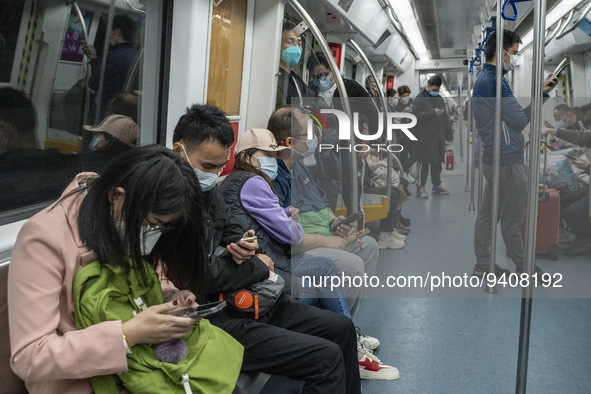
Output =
[{"x1": 220, "y1": 271, "x2": 285, "y2": 319}]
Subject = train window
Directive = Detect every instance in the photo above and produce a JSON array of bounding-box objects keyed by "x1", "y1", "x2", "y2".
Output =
[
  {"x1": 0, "y1": 1, "x2": 157, "y2": 224},
  {"x1": 207, "y1": 0, "x2": 247, "y2": 116},
  {"x1": 0, "y1": 1, "x2": 26, "y2": 83}
]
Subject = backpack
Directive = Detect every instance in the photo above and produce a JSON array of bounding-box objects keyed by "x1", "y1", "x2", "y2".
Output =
[
  {"x1": 220, "y1": 271, "x2": 285, "y2": 319},
  {"x1": 72, "y1": 259, "x2": 243, "y2": 394}
]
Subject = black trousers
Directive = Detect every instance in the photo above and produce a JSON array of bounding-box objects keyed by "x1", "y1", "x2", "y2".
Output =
[
  {"x1": 417, "y1": 161, "x2": 442, "y2": 187},
  {"x1": 365, "y1": 185, "x2": 401, "y2": 232},
  {"x1": 210, "y1": 293, "x2": 361, "y2": 394}
]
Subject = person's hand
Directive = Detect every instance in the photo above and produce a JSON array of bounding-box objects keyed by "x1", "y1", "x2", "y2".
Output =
[
  {"x1": 226, "y1": 230, "x2": 258, "y2": 264},
  {"x1": 543, "y1": 74, "x2": 558, "y2": 94},
  {"x1": 404, "y1": 106, "x2": 412, "y2": 112},
  {"x1": 255, "y1": 253, "x2": 274, "y2": 271},
  {"x1": 166, "y1": 290, "x2": 196, "y2": 309},
  {"x1": 324, "y1": 235, "x2": 347, "y2": 250},
  {"x1": 434, "y1": 108, "x2": 445, "y2": 115},
  {"x1": 81, "y1": 40, "x2": 97, "y2": 60},
  {"x1": 373, "y1": 179, "x2": 387, "y2": 188},
  {"x1": 571, "y1": 157, "x2": 589, "y2": 170},
  {"x1": 288, "y1": 206, "x2": 299, "y2": 222},
  {"x1": 122, "y1": 303, "x2": 198, "y2": 347},
  {"x1": 332, "y1": 216, "x2": 358, "y2": 238},
  {"x1": 542, "y1": 127, "x2": 557, "y2": 137}
]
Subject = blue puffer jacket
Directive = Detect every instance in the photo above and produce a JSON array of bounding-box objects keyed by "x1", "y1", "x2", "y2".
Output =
[{"x1": 472, "y1": 64, "x2": 547, "y2": 166}]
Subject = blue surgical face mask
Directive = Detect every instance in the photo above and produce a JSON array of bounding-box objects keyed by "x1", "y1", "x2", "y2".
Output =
[
  {"x1": 194, "y1": 167, "x2": 221, "y2": 192},
  {"x1": 255, "y1": 156, "x2": 279, "y2": 180},
  {"x1": 181, "y1": 144, "x2": 220, "y2": 191},
  {"x1": 555, "y1": 120, "x2": 568, "y2": 129},
  {"x1": 302, "y1": 135, "x2": 318, "y2": 158},
  {"x1": 313, "y1": 76, "x2": 333, "y2": 92},
  {"x1": 281, "y1": 45, "x2": 302, "y2": 66},
  {"x1": 429, "y1": 91, "x2": 440, "y2": 97}
]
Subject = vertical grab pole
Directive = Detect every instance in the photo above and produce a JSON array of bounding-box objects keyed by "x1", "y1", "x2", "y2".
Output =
[
  {"x1": 516, "y1": 0, "x2": 547, "y2": 392},
  {"x1": 286, "y1": 0, "x2": 359, "y2": 215},
  {"x1": 95, "y1": 0, "x2": 117, "y2": 123},
  {"x1": 468, "y1": 70, "x2": 476, "y2": 210},
  {"x1": 347, "y1": 38, "x2": 392, "y2": 207},
  {"x1": 468, "y1": 79, "x2": 472, "y2": 193},
  {"x1": 486, "y1": 4, "x2": 505, "y2": 294},
  {"x1": 458, "y1": 84, "x2": 464, "y2": 163}
]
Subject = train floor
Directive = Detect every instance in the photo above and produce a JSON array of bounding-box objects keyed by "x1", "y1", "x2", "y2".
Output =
[{"x1": 260, "y1": 150, "x2": 591, "y2": 393}]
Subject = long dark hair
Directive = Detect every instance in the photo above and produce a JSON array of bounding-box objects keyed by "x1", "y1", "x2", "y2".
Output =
[
  {"x1": 78, "y1": 145, "x2": 208, "y2": 301},
  {"x1": 234, "y1": 148, "x2": 275, "y2": 191}
]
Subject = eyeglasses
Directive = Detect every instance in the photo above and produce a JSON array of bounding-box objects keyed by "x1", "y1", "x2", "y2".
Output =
[{"x1": 140, "y1": 212, "x2": 175, "y2": 233}]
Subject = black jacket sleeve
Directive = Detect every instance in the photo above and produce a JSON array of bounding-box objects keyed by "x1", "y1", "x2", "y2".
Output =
[
  {"x1": 205, "y1": 188, "x2": 270, "y2": 296},
  {"x1": 207, "y1": 252, "x2": 270, "y2": 295}
]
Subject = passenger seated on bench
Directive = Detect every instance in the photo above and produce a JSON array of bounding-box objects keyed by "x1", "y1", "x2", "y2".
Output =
[
  {"x1": 8, "y1": 145, "x2": 229, "y2": 393},
  {"x1": 268, "y1": 106, "x2": 400, "y2": 381},
  {"x1": 542, "y1": 127, "x2": 591, "y2": 256},
  {"x1": 225, "y1": 127, "x2": 352, "y2": 317},
  {"x1": 357, "y1": 118, "x2": 411, "y2": 250},
  {"x1": 171, "y1": 103, "x2": 362, "y2": 393}
]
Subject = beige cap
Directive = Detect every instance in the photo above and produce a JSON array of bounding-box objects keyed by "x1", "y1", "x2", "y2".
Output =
[
  {"x1": 234, "y1": 128, "x2": 291, "y2": 159},
  {"x1": 84, "y1": 115, "x2": 139, "y2": 146}
]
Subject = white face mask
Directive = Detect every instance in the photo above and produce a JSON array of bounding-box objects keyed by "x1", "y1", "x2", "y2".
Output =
[
  {"x1": 116, "y1": 222, "x2": 162, "y2": 256},
  {"x1": 400, "y1": 96, "x2": 410, "y2": 105},
  {"x1": 503, "y1": 51, "x2": 518, "y2": 72}
]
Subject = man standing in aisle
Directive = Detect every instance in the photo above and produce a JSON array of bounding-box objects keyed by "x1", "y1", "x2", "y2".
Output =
[
  {"x1": 471, "y1": 29, "x2": 557, "y2": 278},
  {"x1": 412, "y1": 75, "x2": 453, "y2": 198}
]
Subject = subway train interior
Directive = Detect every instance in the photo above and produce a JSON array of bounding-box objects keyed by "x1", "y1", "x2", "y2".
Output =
[{"x1": 1, "y1": 0, "x2": 591, "y2": 393}]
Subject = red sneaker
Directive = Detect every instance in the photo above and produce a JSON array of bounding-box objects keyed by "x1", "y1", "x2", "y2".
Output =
[
  {"x1": 432, "y1": 185, "x2": 449, "y2": 195},
  {"x1": 358, "y1": 345, "x2": 399, "y2": 380}
]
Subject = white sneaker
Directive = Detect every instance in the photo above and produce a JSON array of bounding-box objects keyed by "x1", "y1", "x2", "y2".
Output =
[
  {"x1": 357, "y1": 332, "x2": 380, "y2": 351},
  {"x1": 378, "y1": 232, "x2": 405, "y2": 249},
  {"x1": 391, "y1": 230, "x2": 407, "y2": 241},
  {"x1": 358, "y1": 345, "x2": 399, "y2": 380}
]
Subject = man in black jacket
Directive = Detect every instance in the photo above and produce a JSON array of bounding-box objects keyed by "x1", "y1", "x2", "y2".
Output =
[
  {"x1": 412, "y1": 75, "x2": 453, "y2": 198},
  {"x1": 171, "y1": 104, "x2": 361, "y2": 394}
]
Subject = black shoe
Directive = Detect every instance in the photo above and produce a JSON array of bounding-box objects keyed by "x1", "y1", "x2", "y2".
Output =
[
  {"x1": 399, "y1": 215, "x2": 411, "y2": 226},
  {"x1": 472, "y1": 265, "x2": 510, "y2": 278},
  {"x1": 565, "y1": 239, "x2": 591, "y2": 256},
  {"x1": 515, "y1": 267, "x2": 554, "y2": 286}
]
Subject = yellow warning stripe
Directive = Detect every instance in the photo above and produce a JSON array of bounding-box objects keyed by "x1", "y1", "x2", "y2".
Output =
[
  {"x1": 561, "y1": 74, "x2": 567, "y2": 103},
  {"x1": 16, "y1": 1, "x2": 40, "y2": 91}
]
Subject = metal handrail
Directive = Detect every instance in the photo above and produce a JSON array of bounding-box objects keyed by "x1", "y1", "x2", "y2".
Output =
[
  {"x1": 94, "y1": 0, "x2": 117, "y2": 123},
  {"x1": 286, "y1": 0, "x2": 359, "y2": 215},
  {"x1": 347, "y1": 38, "x2": 392, "y2": 209},
  {"x1": 486, "y1": 0, "x2": 505, "y2": 294},
  {"x1": 556, "y1": 1, "x2": 591, "y2": 40},
  {"x1": 516, "y1": 0, "x2": 548, "y2": 392},
  {"x1": 377, "y1": 0, "x2": 420, "y2": 60},
  {"x1": 544, "y1": 15, "x2": 566, "y2": 46}
]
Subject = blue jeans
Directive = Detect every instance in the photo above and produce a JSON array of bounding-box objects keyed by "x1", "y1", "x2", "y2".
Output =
[{"x1": 290, "y1": 257, "x2": 352, "y2": 319}]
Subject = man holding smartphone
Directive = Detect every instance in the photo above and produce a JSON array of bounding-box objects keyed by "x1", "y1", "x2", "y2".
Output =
[
  {"x1": 170, "y1": 104, "x2": 362, "y2": 393},
  {"x1": 472, "y1": 29, "x2": 558, "y2": 279}
]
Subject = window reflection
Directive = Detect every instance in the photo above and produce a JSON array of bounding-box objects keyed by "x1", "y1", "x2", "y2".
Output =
[{"x1": 1, "y1": 2, "x2": 146, "y2": 219}]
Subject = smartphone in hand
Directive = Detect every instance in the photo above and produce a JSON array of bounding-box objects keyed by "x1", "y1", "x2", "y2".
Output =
[
  {"x1": 219, "y1": 236, "x2": 258, "y2": 258},
  {"x1": 330, "y1": 212, "x2": 363, "y2": 232},
  {"x1": 169, "y1": 301, "x2": 226, "y2": 318}
]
